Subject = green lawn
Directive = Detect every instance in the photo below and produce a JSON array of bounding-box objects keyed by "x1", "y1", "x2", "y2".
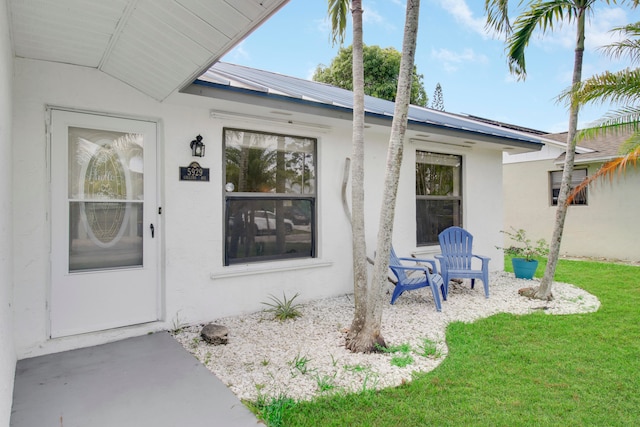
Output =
[{"x1": 261, "y1": 258, "x2": 640, "y2": 426}]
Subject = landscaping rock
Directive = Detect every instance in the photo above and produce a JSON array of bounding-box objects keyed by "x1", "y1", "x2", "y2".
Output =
[{"x1": 201, "y1": 323, "x2": 229, "y2": 345}]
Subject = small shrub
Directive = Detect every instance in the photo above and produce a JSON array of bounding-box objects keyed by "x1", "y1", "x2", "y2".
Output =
[
  {"x1": 262, "y1": 292, "x2": 302, "y2": 321},
  {"x1": 498, "y1": 227, "x2": 549, "y2": 261}
]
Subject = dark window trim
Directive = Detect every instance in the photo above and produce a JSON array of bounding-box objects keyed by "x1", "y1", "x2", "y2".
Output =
[
  {"x1": 222, "y1": 128, "x2": 317, "y2": 266},
  {"x1": 549, "y1": 168, "x2": 588, "y2": 206},
  {"x1": 415, "y1": 150, "x2": 463, "y2": 247}
]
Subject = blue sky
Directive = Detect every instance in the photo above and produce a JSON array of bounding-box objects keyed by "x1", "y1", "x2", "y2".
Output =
[{"x1": 222, "y1": 0, "x2": 640, "y2": 133}]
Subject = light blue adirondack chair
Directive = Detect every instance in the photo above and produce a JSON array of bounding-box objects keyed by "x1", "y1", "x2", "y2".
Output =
[
  {"x1": 435, "y1": 226, "x2": 490, "y2": 300},
  {"x1": 388, "y1": 247, "x2": 444, "y2": 312}
]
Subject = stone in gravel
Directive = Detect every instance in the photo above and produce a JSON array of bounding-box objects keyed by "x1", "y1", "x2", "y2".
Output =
[{"x1": 201, "y1": 323, "x2": 229, "y2": 345}]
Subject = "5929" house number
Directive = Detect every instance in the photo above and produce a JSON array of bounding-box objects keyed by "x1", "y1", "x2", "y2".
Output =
[{"x1": 179, "y1": 161, "x2": 209, "y2": 182}]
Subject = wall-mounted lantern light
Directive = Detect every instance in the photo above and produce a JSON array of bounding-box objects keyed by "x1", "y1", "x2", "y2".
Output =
[{"x1": 190, "y1": 134, "x2": 205, "y2": 157}]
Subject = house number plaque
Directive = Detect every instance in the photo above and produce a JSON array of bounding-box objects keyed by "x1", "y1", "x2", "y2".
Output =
[{"x1": 179, "y1": 161, "x2": 209, "y2": 182}]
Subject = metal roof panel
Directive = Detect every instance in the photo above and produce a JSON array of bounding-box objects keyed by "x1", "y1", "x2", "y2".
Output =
[{"x1": 201, "y1": 62, "x2": 546, "y2": 146}]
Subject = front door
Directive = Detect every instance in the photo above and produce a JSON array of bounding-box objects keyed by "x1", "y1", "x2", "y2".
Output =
[{"x1": 50, "y1": 109, "x2": 159, "y2": 338}]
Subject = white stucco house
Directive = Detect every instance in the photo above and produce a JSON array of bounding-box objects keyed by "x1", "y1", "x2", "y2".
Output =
[
  {"x1": 503, "y1": 130, "x2": 640, "y2": 262},
  {"x1": 0, "y1": 1, "x2": 552, "y2": 423}
]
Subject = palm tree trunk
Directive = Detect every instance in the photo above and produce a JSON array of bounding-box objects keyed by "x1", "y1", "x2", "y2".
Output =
[
  {"x1": 347, "y1": 0, "x2": 421, "y2": 352},
  {"x1": 346, "y1": 0, "x2": 370, "y2": 351},
  {"x1": 537, "y1": 7, "x2": 586, "y2": 299}
]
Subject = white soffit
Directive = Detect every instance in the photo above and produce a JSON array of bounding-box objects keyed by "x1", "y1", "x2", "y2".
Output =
[{"x1": 9, "y1": 0, "x2": 288, "y2": 101}]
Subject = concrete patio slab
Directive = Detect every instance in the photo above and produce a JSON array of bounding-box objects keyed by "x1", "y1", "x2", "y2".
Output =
[{"x1": 11, "y1": 331, "x2": 261, "y2": 427}]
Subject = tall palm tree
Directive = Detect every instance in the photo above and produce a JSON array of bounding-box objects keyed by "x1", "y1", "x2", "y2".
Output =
[
  {"x1": 329, "y1": 0, "x2": 421, "y2": 352},
  {"x1": 368, "y1": 0, "x2": 421, "y2": 351},
  {"x1": 566, "y1": 22, "x2": 640, "y2": 200},
  {"x1": 329, "y1": 0, "x2": 373, "y2": 352},
  {"x1": 485, "y1": 0, "x2": 638, "y2": 300}
]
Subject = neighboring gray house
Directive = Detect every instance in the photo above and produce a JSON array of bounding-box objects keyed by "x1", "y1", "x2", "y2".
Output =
[
  {"x1": 0, "y1": 1, "x2": 551, "y2": 423},
  {"x1": 504, "y1": 129, "x2": 640, "y2": 262}
]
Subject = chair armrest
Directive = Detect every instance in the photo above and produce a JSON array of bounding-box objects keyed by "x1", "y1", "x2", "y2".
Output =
[
  {"x1": 390, "y1": 264, "x2": 431, "y2": 273},
  {"x1": 433, "y1": 254, "x2": 446, "y2": 271},
  {"x1": 472, "y1": 254, "x2": 491, "y2": 265},
  {"x1": 397, "y1": 257, "x2": 438, "y2": 273}
]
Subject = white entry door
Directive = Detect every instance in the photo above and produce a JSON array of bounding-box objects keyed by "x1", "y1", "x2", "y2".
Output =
[{"x1": 50, "y1": 109, "x2": 159, "y2": 338}]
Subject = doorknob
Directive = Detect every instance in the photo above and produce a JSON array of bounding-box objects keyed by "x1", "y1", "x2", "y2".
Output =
[{"x1": 150, "y1": 223, "x2": 155, "y2": 238}]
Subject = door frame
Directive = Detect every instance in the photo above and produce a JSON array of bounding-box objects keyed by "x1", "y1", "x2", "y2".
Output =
[{"x1": 46, "y1": 106, "x2": 165, "y2": 338}]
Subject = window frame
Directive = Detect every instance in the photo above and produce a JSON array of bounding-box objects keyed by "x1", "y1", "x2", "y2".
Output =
[
  {"x1": 549, "y1": 168, "x2": 588, "y2": 206},
  {"x1": 222, "y1": 127, "x2": 317, "y2": 266},
  {"x1": 415, "y1": 150, "x2": 463, "y2": 246}
]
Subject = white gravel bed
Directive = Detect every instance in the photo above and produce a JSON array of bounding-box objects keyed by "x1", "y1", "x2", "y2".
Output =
[{"x1": 172, "y1": 271, "x2": 599, "y2": 403}]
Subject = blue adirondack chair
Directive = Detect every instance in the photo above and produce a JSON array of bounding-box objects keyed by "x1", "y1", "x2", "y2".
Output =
[
  {"x1": 435, "y1": 226, "x2": 490, "y2": 300},
  {"x1": 388, "y1": 247, "x2": 444, "y2": 312}
]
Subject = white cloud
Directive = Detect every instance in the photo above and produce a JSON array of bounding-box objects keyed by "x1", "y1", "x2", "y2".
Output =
[
  {"x1": 225, "y1": 41, "x2": 250, "y2": 62},
  {"x1": 363, "y1": 5, "x2": 397, "y2": 32},
  {"x1": 585, "y1": 7, "x2": 629, "y2": 51},
  {"x1": 315, "y1": 17, "x2": 331, "y2": 38},
  {"x1": 431, "y1": 47, "x2": 488, "y2": 72},
  {"x1": 433, "y1": 0, "x2": 491, "y2": 39},
  {"x1": 503, "y1": 72, "x2": 518, "y2": 84},
  {"x1": 518, "y1": 6, "x2": 632, "y2": 53}
]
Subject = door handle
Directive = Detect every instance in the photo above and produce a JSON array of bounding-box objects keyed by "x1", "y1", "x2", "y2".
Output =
[{"x1": 150, "y1": 223, "x2": 155, "y2": 238}]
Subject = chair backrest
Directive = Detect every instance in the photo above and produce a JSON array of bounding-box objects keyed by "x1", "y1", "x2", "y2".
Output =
[
  {"x1": 438, "y1": 226, "x2": 474, "y2": 269},
  {"x1": 388, "y1": 247, "x2": 407, "y2": 282}
]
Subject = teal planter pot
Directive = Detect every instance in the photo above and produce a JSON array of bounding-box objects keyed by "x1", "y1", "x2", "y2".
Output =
[{"x1": 512, "y1": 258, "x2": 539, "y2": 280}]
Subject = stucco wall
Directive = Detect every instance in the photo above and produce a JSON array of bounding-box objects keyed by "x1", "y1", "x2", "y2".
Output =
[
  {"x1": 0, "y1": 0, "x2": 16, "y2": 423},
  {"x1": 12, "y1": 57, "x2": 507, "y2": 359},
  {"x1": 504, "y1": 159, "x2": 640, "y2": 262}
]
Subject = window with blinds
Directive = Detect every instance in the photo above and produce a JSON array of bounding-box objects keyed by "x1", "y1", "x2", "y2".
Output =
[{"x1": 549, "y1": 168, "x2": 587, "y2": 205}]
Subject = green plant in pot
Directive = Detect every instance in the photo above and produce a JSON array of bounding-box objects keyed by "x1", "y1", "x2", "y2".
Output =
[{"x1": 498, "y1": 228, "x2": 549, "y2": 279}]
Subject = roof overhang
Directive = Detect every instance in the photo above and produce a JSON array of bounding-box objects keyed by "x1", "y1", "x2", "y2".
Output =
[
  {"x1": 8, "y1": 0, "x2": 289, "y2": 101},
  {"x1": 554, "y1": 154, "x2": 619, "y2": 166},
  {"x1": 185, "y1": 79, "x2": 546, "y2": 153}
]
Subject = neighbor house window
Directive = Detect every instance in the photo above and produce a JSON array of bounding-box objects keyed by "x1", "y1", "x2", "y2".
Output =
[
  {"x1": 416, "y1": 151, "x2": 462, "y2": 246},
  {"x1": 550, "y1": 168, "x2": 587, "y2": 205},
  {"x1": 223, "y1": 128, "x2": 316, "y2": 265}
]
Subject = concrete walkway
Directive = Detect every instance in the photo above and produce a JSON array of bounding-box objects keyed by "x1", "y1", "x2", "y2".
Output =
[{"x1": 11, "y1": 332, "x2": 261, "y2": 427}]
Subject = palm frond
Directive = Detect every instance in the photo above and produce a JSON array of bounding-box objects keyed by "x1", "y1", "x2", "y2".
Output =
[
  {"x1": 328, "y1": 0, "x2": 350, "y2": 46},
  {"x1": 601, "y1": 38, "x2": 640, "y2": 64},
  {"x1": 619, "y1": 132, "x2": 640, "y2": 154},
  {"x1": 484, "y1": 0, "x2": 512, "y2": 36},
  {"x1": 506, "y1": 1, "x2": 577, "y2": 79},
  {"x1": 567, "y1": 145, "x2": 640, "y2": 204},
  {"x1": 570, "y1": 68, "x2": 640, "y2": 105},
  {"x1": 591, "y1": 22, "x2": 640, "y2": 64},
  {"x1": 589, "y1": 106, "x2": 640, "y2": 128},
  {"x1": 575, "y1": 109, "x2": 640, "y2": 146}
]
